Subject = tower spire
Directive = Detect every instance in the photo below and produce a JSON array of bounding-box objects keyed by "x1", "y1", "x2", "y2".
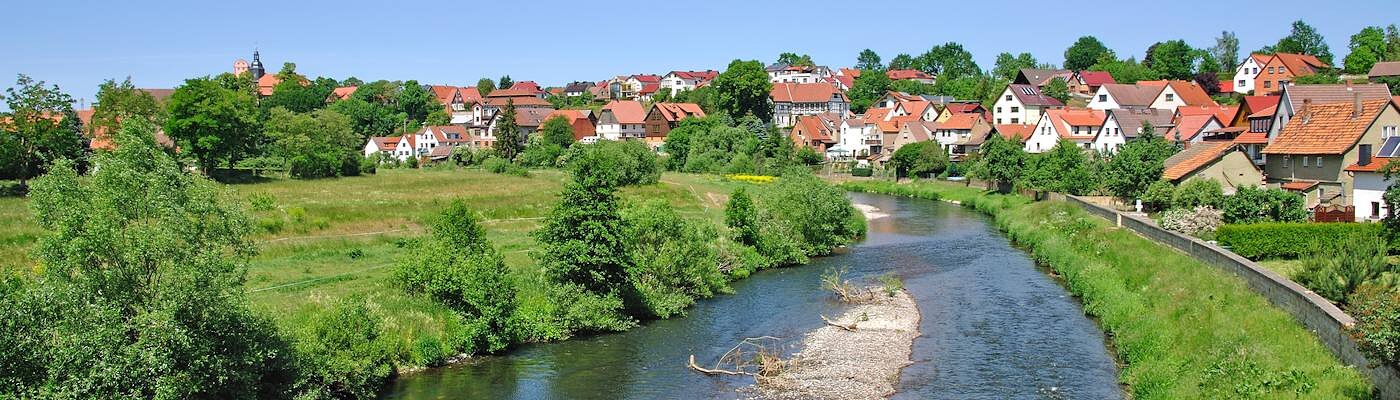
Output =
[{"x1": 249, "y1": 48, "x2": 265, "y2": 80}]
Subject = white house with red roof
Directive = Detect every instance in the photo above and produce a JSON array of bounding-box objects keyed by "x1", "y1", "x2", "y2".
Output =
[
  {"x1": 597, "y1": 100, "x2": 647, "y2": 141},
  {"x1": 369, "y1": 125, "x2": 477, "y2": 162},
  {"x1": 1231, "y1": 54, "x2": 1271, "y2": 94},
  {"x1": 1025, "y1": 109, "x2": 1106, "y2": 153},
  {"x1": 767, "y1": 63, "x2": 832, "y2": 84},
  {"x1": 363, "y1": 137, "x2": 398, "y2": 158},
  {"x1": 770, "y1": 82, "x2": 849, "y2": 127},
  {"x1": 660, "y1": 70, "x2": 718, "y2": 93}
]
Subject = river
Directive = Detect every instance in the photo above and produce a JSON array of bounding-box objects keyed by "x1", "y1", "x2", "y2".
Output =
[{"x1": 383, "y1": 192, "x2": 1122, "y2": 399}]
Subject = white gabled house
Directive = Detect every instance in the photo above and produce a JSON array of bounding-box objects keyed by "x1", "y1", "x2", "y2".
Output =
[
  {"x1": 1025, "y1": 109, "x2": 1106, "y2": 153},
  {"x1": 1093, "y1": 108, "x2": 1173, "y2": 153},
  {"x1": 992, "y1": 84, "x2": 1063, "y2": 125},
  {"x1": 1231, "y1": 54, "x2": 1270, "y2": 94}
]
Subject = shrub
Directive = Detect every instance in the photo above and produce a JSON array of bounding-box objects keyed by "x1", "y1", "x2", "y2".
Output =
[
  {"x1": 358, "y1": 155, "x2": 378, "y2": 175},
  {"x1": 1293, "y1": 231, "x2": 1392, "y2": 305},
  {"x1": 850, "y1": 167, "x2": 873, "y2": 177},
  {"x1": 0, "y1": 181, "x2": 26, "y2": 197},
  {"x1": 716, "y1": 239, "x2": 765, "y2": 279},
  {"x1": 1222, "y1": 185, "x2": 1308, "y2": 224},
  {"x1": 1172, "y1": 178, "x2": 1224, "y2": 209},
  {"x1": 534, "y1": 180, "x2": 632, "y2": 298},
  {"x1": 291, "y1": 299, "x2": 394, "y2": 400},
  {"x1": 248, "y1": 192, "x2": 278, "y2": 211},
  {"x1": 889, "y1": 141, "x2": 949, "y2": 178},
  {"x1": 482, "y1": 156, "x2": 509, "y2": 173},
  {"x1": 622, "y1": 199, "x2": 727, "y2": 318},
  {"x1": 1347, "y1": 283, "x2": 1400, "y2": 365},
  {"x1": 548, "y1": 283, "x2": 635, "y2": 333},
  {"x1": 795, "y1": 146, "x2": 823, "y2": 165},
  {"x1": 1218, "y1": 222, "x2": 1384, "y2": 259},
  {"x1": 756, "y1": 170, "x2": 865, "y2": 258},
  {"x1": 564, "y1": 140, "x2": 660, "y2": 187},
  {"x1": 519, "y1": 143, "x2": 565, "y2": 168},
  {"x1": 1141, "y1": 180, "x2": 1175, "y2": 212},
  {"x1": 395, "y1": 200, "x2": 517, "y2": 353},
  {"x1": 1158, "y1": 206, "x2": 1222, "y2": 237},
  {"x1": 878, "y1": 273, "x2": 904, "y2": 297},
  {"x1": 725, "y1": 187, "x2": 759, "y2": 246}
]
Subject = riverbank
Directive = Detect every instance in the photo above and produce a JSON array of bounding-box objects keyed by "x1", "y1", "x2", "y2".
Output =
[
  {"x1": 750, "y1": 288, "x2": 919, "y2": 400},
  {"x1": 840, "y1": 179, "x2": 1373, "y2": 399}
]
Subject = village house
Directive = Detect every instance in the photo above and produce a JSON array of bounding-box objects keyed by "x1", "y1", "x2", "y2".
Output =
[
  {"x1": 367, "y1": 125, "x2": 476, "y2": 162},
  {"x1": 1092, "y1": 108, "x2": 1173, "y2": 153},
  {"x1": 1231, "y1": 54, "x2": 1271, "y2": 94},
  {"x1": 329, "y1": 86, "x2": 357, "y2": 102},
  {"x1": 1270, "y1": 83, "x2": 1392, "y2": 138},
  {"x1": 562, "y1": 82, "x2": 592, "y2": 97},
  {"x1": 933, "y1": 113, "x2": 992, "y2": 160},
  {"x1": 789, "y1": 113, "x2": 843, "y2": 153},
  {"x1": 1088, "y1": 83, "x2": 1163, "y2": 111},
  {"x1": 993, "y1": 84, "x2": 1064, "y2": 125},
  {"x1": 508, "y1": 81, "x2": 546, "y2": 97},
  {"x1": 832, "y1": 116, "x2": 879, "y2": 160},
  {"x1": 1369, "y1": 61, "x2": 1400, "y2": 82},
  {"x1": 890, "y1": 120, "x2": 938, "y2": 155},
  {"x1": 1161, "y1": 141, "x2": 1264, "y2": 193},
  {"x1": 1255, "y1": 53, "x2": 1329, "y2": 94},
  {"x1": 767, "y1": 63, "x2": 832, "y2": 84},
  {"x1": 886, "y1": 69, "x2": 936, "y2": 85},
  {"x1": 660, "y1": 70, "x2": 718, "y2": 93},
  {"x1": 1344, "y1": 136, "x2": 1400, "y2": 221},
  {"x1": 770, "y1": 82, "x2": 849, "y2": 127},
  {"x1": 1166, "y1": 113, "x2": 1224, "y2": 144},
  {"x1": 1067, "y1": 71, "x2": 1115, "y2": 96},
  {"x1": 644, "y1": 102, "x2": 706, "y2": 151},
  {"x1": 544, "y1": 109, "x2": 597, "y2": 142},
  {"x1": 486, "y1": 107, "x2": 554, "y2": 141},
  {"x1": 1262, "y1": 98, "x2": 1400, "y2": 208},
  {"x1": 1149, "y1": 80, "x2": 1217, "y2": 110},
  {"x1": 993, "y1": 124, "x2": 1036, "y2": 143},
  {"x1": 596, "y1": 100, "x2": 647, "y2": 141},
  {"x1": 1232, "y1": 96, "x2": 1283, "y2": 166},
  {"x1": 936, "y1": 102, "x2": 989, "y2": 123},
  {"x1": 1025, "y1": 108, "x2": 1106, "y2": 153},
  {"x1": 428, "y1": 85, "x2": 470, "y2": 123},
  {"x1": 1013, "y1": 68, "x2": 1073, "y2": 90}
]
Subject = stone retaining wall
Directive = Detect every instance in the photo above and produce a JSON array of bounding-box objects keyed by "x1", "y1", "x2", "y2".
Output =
[{"x1": 1055, "y1": 193, "x2": 1400, "y2": 398}]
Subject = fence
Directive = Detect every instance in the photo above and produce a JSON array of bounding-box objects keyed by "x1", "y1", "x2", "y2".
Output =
[
  {"x1": 1314, "y1": 204, "x2": 1357, "y2": 223},
  {"x1": 1055, "y1": 193, "x2": 1400, "y2": 398}
]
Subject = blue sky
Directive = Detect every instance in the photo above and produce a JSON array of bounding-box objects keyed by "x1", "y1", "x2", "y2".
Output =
[{"x1": 3, "y1": 0, "x2": 1398, "y2": 105}]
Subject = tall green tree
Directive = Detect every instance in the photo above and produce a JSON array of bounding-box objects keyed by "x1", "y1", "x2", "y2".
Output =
[
  {"x1": 1089, "y1": 54, "x2": 1159, "y2": 84},
  {"x1": 1212, "y1": 31, "x2": 1240, "y2": 73},
  {"x1": 917, "y1": 42, "x2": 980, "y2": 79},
  {"x1": 711, "y1": 60, "x2": 774, "y2": 122},
  {"x1": 1065, "y1": 36, "x2": 1114, "y2": 71},
  {"x1": 264, "y1": 107, "x2": 360, "y2": 178},
  {"x1": 855, "y1": 49, "x2": 882, "y2": 70},
  {"x1": 848, "y1": 69, "x2": 891, "y2": 113},
  {"x1": 91, "y1": 77, "x2": 161, "y2": 137},
  {"x1": 970, "y1": 133, "x2": 1025, "y2": 189},
  {"x1": 725, "y1": 187, "x2": 758, "y2": 246},
  {"x1": 493, "y1": 100, "x2": 524, "y2": 161},
  {"x1": 534, "y1": 147, "x2": 633, "y2": 296},
  {"x1": 396, "y1": 80, "x2": 439, "y2": 127},
  {"x1": 1024, "y1": 139, "x2": 1098, "y2": 194},
  {"x1": 993, "y1": 52, "x2": 1039, "y2": 81},
  {"x1": 1345, "y1": 26, "x2": 1389, "y2": 74},
  {"x1": 497, "y1": 75, "x2": 513, "y2": 90},
  {"x1": 776, "y1": 52, "x2": 814, "y2": 67},
  {"x1": 329, "y1": 97, "x2": 402, "y2": 139},
  {"x1": 1146, "y1": 40, "x2": 1198, "y2": 80},
  {"x1": 260, "y1": 62, "x2": 335, "y2": 114},
  {"x1": 1042, "y1": 77, "x2": 1070, "y2": 103},
  {"x1": 477, "y1": 78, "x2": 497, "y2": 97},
  {"x1": 165, "y1": 74, "x2": 261, "y2": 173},
  {"x1": 889, "y1": 53, "x2": 916, "y2": 70},
  {"x1": 1273, "y1": 20, "x2": 1334, "y2": 65},
  {"x1": 889, "y1": 141, "x2": 949, "y2": 178},
  {"x1": 539, "y1": 115, "x2": 576, "y2": 148},
  {"x1": 0, "y1": 74, "x2": 85, "y2": 184},
  {"x1": 1105, "y1": 133, "x2": 1177, "y2": 200},
  {"x1": 7, "y1": 123, "x2": 295, "y2": 397}
]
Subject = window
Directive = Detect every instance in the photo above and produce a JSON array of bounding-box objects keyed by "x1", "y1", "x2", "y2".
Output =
[
  {"x1": 996, "y1": 107, "x2": 1002, "y2": 113},
  {"x1": 1098, "y1": 94, "x2": 1108, "y2": 102},
  {"x1": 1302, "y1": 157, "x2": 1309, "y2": 167},
  {"x1": 1316, "y1": 156, "x2": 1323, "y2": 167},
  {"x1": 1263, "y1": 81, "x2": 1272, "y2": 88},
  {"x1": 1165, "y1": 93, "x2": 1175, "y2": 102},
  {"x1": 1011, "y1": 106, "x2": 1019, "y2": 113},
  {"x1": 1374, "y1": 202, "x2": 1383, "y2": 218},
  {"x1": 1268, "y1": 67, "x2": 1275, "y2": 74},
  {"x1": 1005, "y1": 95, "x2": 1012, "y2": 101},
  {"x1": 1238, "y1": 79, "x2": 1246, "y2": 86},
  {"x1": 1011, "y1": 118, "x2": 1019, "y2": 124},
  {"x1": 996, "y1": 118, "x2": 1003, "y2": 124},
  {"x1": 1385, "y1": 126, "x2": 1398, "y2": 138},
  {"x1": 1283, "y1": 155, "x2": 1291, "y2": 167}
]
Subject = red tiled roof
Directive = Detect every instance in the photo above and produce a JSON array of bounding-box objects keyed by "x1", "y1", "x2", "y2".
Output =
[
  {"x1": 1166, "y1": 80, "x2": 1217, "y2": 107},
  {"x1": 938, "y1": 113, "x2": 982, "y2": 130},
  {"x1": 1274, "y1": 53, "x2": 1329, "y2": 75},
  {"x1": 1219, "y1": 80, "x2": 1233, "y2": 93},
  {"x1": 793, "y1": 115, "x2": 838, "y2": 143},
  {"x1": 483, "y1": 96, "x2": 552, "y2": 108},
  {"x1": 1249, "y1": 105, "x2": 1278, "y2": 118},
  {"x1": 1242, "y1": 95, "x2": 1280, "y2": 116},
  {"x1": 770, "y1": 82, "x2": 846, "y2": 103},
  {"x1": 1169, "y1": 115, "x2": 1220, "y2": 142},
  {"x1": 631, "y1": 74, "x2": 661, "y2": 83},
  {"x1": 1233, "y1": 132, "x2": 1269, "y2": 144},
  {"x1": 487, "y1": 88, "x2": 541, "y2": 98},
  {"x1": 1264, "y1": 99, "x2": 1393, "y2": 155},
  {"x1": 994, "y1": 124, "x2": 1035, "y2": 141},
  {"x1": 639, "y1": 83, "x2": 660, "y2": 95},
  {"x1": 603, "y1": 100, "x2": 646, "y2": 124},
  {"x1": 331, "y1": 86, "x2": 357, "y2": 100},
  {"x1": 510, "y1": 81, "x2": 543, "y2": 93},
  {"x1": 1077, "y1": 71, "x2": 1115, "y2": 86},
  {"x1": 545, "y1": 109, "x2": 595, "y2": 140},
  {"x1": 1162, "y1": 141, "x2": 1237, "y2": 181},
  {"x1": 1281, "y1": 180, "x2": 1320, "y2": 191},
  {"x1": 652, "y1": 102, "x2": 705, "y2": 122},
  {"x1": 887, "y1": 69, "x2": 932, "y2": 80},
  {"x1": 1346, "y1": 157, "x2": 1393, "y2": 173}
]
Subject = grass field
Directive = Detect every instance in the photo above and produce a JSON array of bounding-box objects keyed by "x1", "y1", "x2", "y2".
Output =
[
  {"x1": 0, "y1": 167, "x2": 751, "y2": 366},
  {"x1": 842, "y1": 179, "x2": 1373, "y2": 399}
]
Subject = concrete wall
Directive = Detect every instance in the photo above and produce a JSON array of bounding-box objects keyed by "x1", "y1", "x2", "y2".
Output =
[{"x1": 1054, "y1": 193, "x2": 1400, "y2": 398}]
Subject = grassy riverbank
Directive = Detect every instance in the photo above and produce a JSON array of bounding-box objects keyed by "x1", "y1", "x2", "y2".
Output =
[{"x1": 841, "y1": 179, "x2": 1372, "y2": 399}]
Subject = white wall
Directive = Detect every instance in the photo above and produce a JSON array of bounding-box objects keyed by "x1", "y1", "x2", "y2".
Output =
[
  {"x1": 1093, "y1": 115, "x2": 1127, "y2": 153},
  {"x1": 1024, "y1": 115, "x2": 1060, "y2": 153},
  {"x1": 1355, "y1": 172, "x2": 1390, "y2": 221},
  {"x1": 1233, "y1": 58, "x2": 1261, "y2": 94},
  {"x1": 1088, "y1": 86, "x2": 1121, "y2": 111},
  {"x1": 993, "y1": 87, "x2": 1027, "y2": 124}
]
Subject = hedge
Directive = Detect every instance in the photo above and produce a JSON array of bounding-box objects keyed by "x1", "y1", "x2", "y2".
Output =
[
  {"x1": 850, "y1": 167, "x2": 873, "y2": 177},
  {"x1": 1217, "y1": 222, "x2": 1385, "y2": 259}
]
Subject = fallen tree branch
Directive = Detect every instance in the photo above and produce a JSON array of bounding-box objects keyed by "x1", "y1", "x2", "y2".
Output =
[
  {"x1": 689, "y1": 354, "x2": 755, "y2": 376},
  {"x1": 820, "y1": 314, "x2": 857, "y2": 331}
]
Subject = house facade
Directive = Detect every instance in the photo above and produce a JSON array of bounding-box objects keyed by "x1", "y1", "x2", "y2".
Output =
[
  {"x1": 1088, "y1": 83, "x2": 1162, "y2": 111},
  {"x1": 644, "y1": 102, "x2": 706, "y2": 151},
  {"x1": 1255, "y1": 53, "x2": 1328, "y2": 95},
  {"x1": 1093, "y1": 108, "x2": 1173, "y2": 153},
  {"x1": 1262, "y1": 99, "x2": 1400, "y2": 207},
  {"x1": 993, "y1": 84, "x2": 1064, "y2": 125},
  {"x1": 1345, "y1": 145, "x2": 1395, "y2": 221},
  {"x1": 597, "y1": 100, "x2": 647, "y2": 141},
  {"x1": 1161, "y1": 141, "x2": 1264, "y2": 193},
  {"x1": 1231, "y1": 54, "x2": 1270, "y2": 94},
  {"x1": 1025, "y1": 109, "x2": 1105, "y2": 153},
  {"x1": 770, "y1": 82, "x2": 849, "y2": 127}
]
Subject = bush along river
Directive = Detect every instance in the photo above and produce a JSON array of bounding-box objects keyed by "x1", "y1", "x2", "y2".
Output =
[{"x1": 383, "y1": 192, "x2": 1122, "y2": 399}]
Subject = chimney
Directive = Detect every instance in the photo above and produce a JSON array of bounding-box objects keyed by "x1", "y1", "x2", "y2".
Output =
[
  {"x1": 1300, "y1": 98, "x2": 1312, "y2": 123},
  {"x1": 1353, "y1": 92, "x2": 1363, "y2": 119},
  {"x1": 1360, "y1": 143, "x2": 1373, "y2": 167}
]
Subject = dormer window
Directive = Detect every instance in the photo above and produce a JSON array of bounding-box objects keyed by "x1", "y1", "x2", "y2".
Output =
[{"x1": 1165, "y1": 93, "x2": 1175, "y2": 102}]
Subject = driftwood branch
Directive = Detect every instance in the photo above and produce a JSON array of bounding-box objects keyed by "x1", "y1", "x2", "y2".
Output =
[
  {"x1": 820, "y1": 314, "x2": 857, "y2": 331},
  {"x1": 688, "y1": 354, "x2": 755, "y2": 376}
]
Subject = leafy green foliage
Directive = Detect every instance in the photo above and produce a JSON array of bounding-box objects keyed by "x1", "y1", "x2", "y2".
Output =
[
  {"x1": 0, "y1": 74, "x2": 86, "y2": 183},
  {"x1": 1141, "y1": 180, "x2": 1176, "y2": 212},
  {"x1": 265, "y1": 107, "x2": 362, "y2": 179},
  {"x1": 1270, "y1": 20, "x2": 1334, "y2": 65},
  {"x1": 534, "y1": 180, "x2": 631, "y2": 296},
  {"x1": 497, "y1": 75, "x2": 513, "y2": 92},
  {"x1": 757, "y1": 170, "x2": 865, "y2": 258},
  {"x1": 1065, "y1": 36, "x2": 1114, "y2": 71},
  {"x1": 889, "y1": 141, "x2": 949, "y2": 178},
  {"x1": 1089, "y1": 54, "x2": 1159, "y2": 84},
  {"x1": 848, "y1": 68, "x2": 891, "y2": 113},
  {"x1": 1023, "y1": 139, "x2": 1098, "y2": 195},
  {"x1": 1217, "y1": 222, "x2": 1385, "y2": 259},
  {"x1": 1211, "y1": 31, "x2": 1240, "y2": 74},
  {"x1": 1041, "y1": 77, "x2": 1070, "y2": 103},
  {"x1": 165, "y1": 73, "x2": 262, "y2": 173},
  {"x1": 711, "y1": 60, "x2": 774, "y2": 122},
  {"x1": 1104, "y1": 134, "x2": 1176, "y2": 200},
  {"x1": 262, "y1": 64, "x2": 337, "y2": 114},
  {"x1": 1347, "y1": 282, "x2": 1400, "y2": 365},
  {"x1": 1144, "y1": 40, "x2": 1198, "y2": 80},
  {"x1": 564, "y1": 140, "x2": 660, "y2": 187},
  {"x1": 794, "y1": 146, "x2": 822, "y2": 165},
  {"x1": 1344, "y1": 26, "x2": 1389, "y2": 74},
  {"x1": 290, "y1": 299, "x2": 393, "y2": 399},
  {"x1": 476, "y1": 78, "x2": 496, "y2": 98},
  {"x1": 396, "y1": 200, "x2": 517, "y2": 353},
  {"x1": 855, "y1": 49, "x2": 882, "y2": 71},
  {"x1": 5, "y1": 122, "x2": 296, "y2": 398},
  {"x1": 777, "y1": 52, "x2": 815, "y2": 67},
  {"x1": 91, "y1": 77, "x2": 161, "y2": 137},
  {"x1": 969, "y1": 133, "x2": 1026, "y2": 187},
  {"x1": 1293, "y1": 231, "x2": 1391, "y2": 305},
  {"x1": 916, "y1": 42, "x2": 980, "y2": 80},
  {"x1": 993, "y1": 52, "x2": 1039, "y2": 81},
  {"x1": 725, "y1": 187, "x2": 758, "y2": 245},
  {"x1": 622, "y1": 200, "x2": 726, "y2": 318},
  {"x1": 1221, "y1": 185, "x2": 1308, "y2": 224},
  {"x1": 888, "y1": 54, "x2": 916, "y2": 70},
  {"x1": 1171, "y1": 178, "x2": 1224, "y2": 209}
]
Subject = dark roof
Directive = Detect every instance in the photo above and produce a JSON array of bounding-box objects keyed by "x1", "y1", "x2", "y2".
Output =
[
  {"x1": 563, "y1": 81, "x2": 592, "y2": 92},
  {"x1": 1007, "y1": 84, "x2": 1064, "y2": 107},
  {"x1": 1370, "y1": 61, "x2": 1400, "y2": 78},
  {"x1": 1100, "y1": 84, "x2": 1163, "y2": 107},
  {"x1": 1015, "y1": 69, "x2": 1072, "y2": 86},
  {"x1": 1105, "y1": 108, "x2": 1173, "y2": 139}
]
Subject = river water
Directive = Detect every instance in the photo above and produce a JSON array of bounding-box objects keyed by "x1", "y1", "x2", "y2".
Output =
[{"x1": 383, "y1": 193, "x2": 1122, "y2": 399}]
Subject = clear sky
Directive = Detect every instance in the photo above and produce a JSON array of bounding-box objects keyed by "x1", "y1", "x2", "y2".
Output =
[{"x1": 3, "y1": 0, "x2": 1398, "y2": 105}]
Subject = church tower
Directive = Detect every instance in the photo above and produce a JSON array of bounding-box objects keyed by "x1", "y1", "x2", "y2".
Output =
[
  {"x1": 249, "y1": 50, "x2": 265, "y2": 80},
  {"x1": 233, "y1": 59, "x2": 248, "y2": 76}
]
